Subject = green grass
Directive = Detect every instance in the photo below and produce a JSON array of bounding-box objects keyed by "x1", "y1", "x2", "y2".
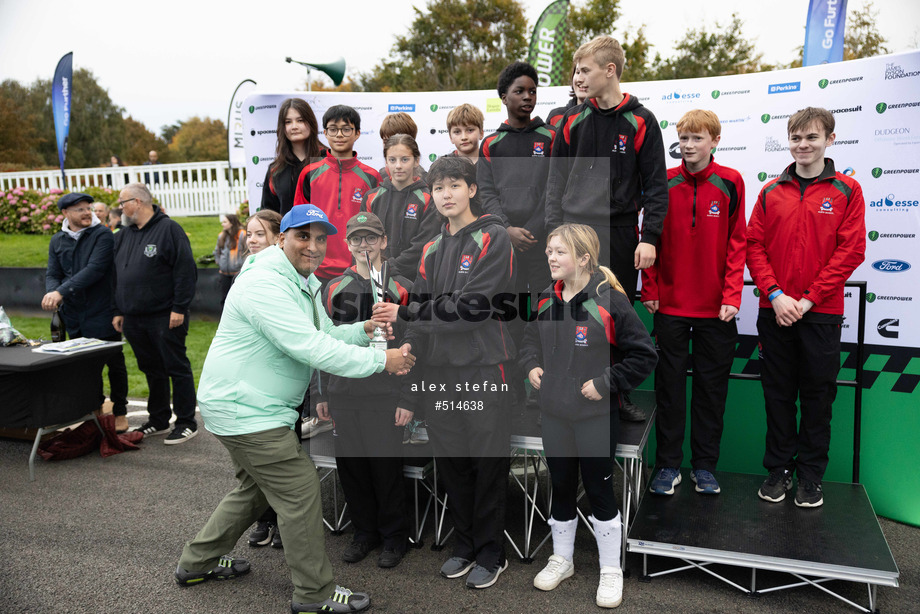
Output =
[
  {"x1": 9, "y1": 313, "x2": 218, "y2": 399},
  {"x1": 0, "y1": 216, "x2": 223, "y2": 268}
]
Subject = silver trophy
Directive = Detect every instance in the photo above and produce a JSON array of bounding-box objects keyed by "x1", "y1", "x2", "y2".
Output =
[{"x1": 365, "y1": 252, "x2": 389, "y2": 352}]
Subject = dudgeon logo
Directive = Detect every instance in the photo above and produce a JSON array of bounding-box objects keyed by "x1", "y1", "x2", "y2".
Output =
[
  {"x1": 872, "y1": 167, "x2": 883, "y2": 178},
  {"x1": 866, "y1": 292, "x2": 876, "y2": 303},
  {"x1": 711, "y1": 90, "x2": 720, "y2": 99},
  {"x1": 660, "y1": 120, "x2": 668, "y2": 129},
  {"x1": 871, "y1": 259, "x2": 911, "y2": 273},
  {"x1": 761, "y1": 114, "x2": 771, "y2": 123},
  {"x1": 818, "y1": 79, "x2": 829, "y2": 89},
  {"x1": 843, "y1": 167, "x2": 856, "y2": 176},
  {"x1": 868, "y1": 230, "x2": 880, "y2": 241},
  {"x1": 430, "y1": 104, "x2": 438, "y2": 112},
  {"x1": 758, "y1": 172, "x2": 767, "y2": 182},
  {"x1": 876, "y1": 102, "x2": 887, "y2": 114}
]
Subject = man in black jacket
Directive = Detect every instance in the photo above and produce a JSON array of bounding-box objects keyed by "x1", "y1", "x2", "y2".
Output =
[
  {"x1": 42, "y1": 191, "x2": 129, "y2": 432},
  {"x1": 112, "y1": 183, "x2": 198, "y2": 444}
]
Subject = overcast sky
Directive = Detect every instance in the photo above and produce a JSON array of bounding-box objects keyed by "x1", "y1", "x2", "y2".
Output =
[{"x1": 1, "y1": 0, "x2": 917, "y2": 134}]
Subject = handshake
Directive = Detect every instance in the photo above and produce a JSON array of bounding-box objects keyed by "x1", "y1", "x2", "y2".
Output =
[{"x1": 364, "y1": 317, "x2": 415, "y2": 376}]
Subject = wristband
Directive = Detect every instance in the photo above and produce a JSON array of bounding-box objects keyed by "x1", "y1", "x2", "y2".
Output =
[{"x1": 768, "y1": 289, "x2": 784, "y2": 301}]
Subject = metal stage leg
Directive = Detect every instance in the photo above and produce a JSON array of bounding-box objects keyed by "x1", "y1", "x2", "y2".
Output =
[{"x1": 29, "y1": 413, "x2": 105, "y2": 482}]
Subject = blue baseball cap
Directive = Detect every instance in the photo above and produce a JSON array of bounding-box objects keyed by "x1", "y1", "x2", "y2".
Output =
[{"x1": 280, "y1": 204, "x2": 338, "y2": 235}]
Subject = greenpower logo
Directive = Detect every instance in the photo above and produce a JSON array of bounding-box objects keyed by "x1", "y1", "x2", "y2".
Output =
[
  {"x1": 753, "y1": 288, "x2": 761, "y2": 297},
  {"x1": 711, "y1": 90, "x2": 720, "y2": 99},
  {"x1": 872, "y1": 167, "x2": 883, "y2": 178},
  {"x1": 429, "y1": 153, "x2": 437, "y2": 162},
  {"x1": 761, "y1": 114, "x2": 771, "y2": 123},
  {"x1": 818, "y1": 79, "x2": 829, "y2": 89},
  {"x1": 876, "y1": 102, "x2": 887, "y2": 114},
  {"x1": 252, "y1": 156, "x2": 259, "y2": 164},
  {"x1": 660, "y1": 120, "x2": 668, "y2": 129},
  {"x1": 248, "y1": 106, "x2": 255, "y2": 113},
  {"x1": 430, "y1": 104, "x2": 438, "y2": 112},
  {"x1": 866, "y1": 292, "x2": 877, "y2": 303},
  {"x1": 868, "y1": 230, "x2": 880, "y2": 241},
  {"x1": 758, "y1": 172, "x2": 767, "y2": 182}
]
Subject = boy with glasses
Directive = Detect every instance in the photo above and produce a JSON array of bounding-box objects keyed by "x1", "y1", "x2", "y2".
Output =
[{"x1": 294, "y1": 105, "x2": 382, "y2": 285}]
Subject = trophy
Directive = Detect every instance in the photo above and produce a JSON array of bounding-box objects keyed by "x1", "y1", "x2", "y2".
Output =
[{"x1": 365, "y1": 252, "x2": 389, "y2": 352}]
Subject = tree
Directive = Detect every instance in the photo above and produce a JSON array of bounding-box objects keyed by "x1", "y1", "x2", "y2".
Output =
[
  {"x1": 124, "y1": 117, "x2": 167, "y2": 165},
  {"x1": 652, "y1": 14, "x2": 772, "y2": 80},
  {"x1": 0, "y1": 80, "x2": 46, "y2": 169},
  {"x1": 561, "y1": 0, "x2": 621, "y2": 72},
  {"x1": 358, "y1": 0, "x2": 528, "y2": 91},
  {"x1": 844, "y1": 1, "x2": 889, "y2": 60},
  {"x1": 619, "y1": 26, "x2": 656, "y2": 83},
  {"x1": 160, "y1": 123, "x2": 182, "y2": 145},
  {"x1": 167, "y1": 117, "x2": 227, "y2": 162}
]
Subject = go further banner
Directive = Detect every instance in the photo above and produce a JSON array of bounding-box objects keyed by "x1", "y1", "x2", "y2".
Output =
[{"x1": 243, "y1": 51, "x2": 919, "y2": 350}]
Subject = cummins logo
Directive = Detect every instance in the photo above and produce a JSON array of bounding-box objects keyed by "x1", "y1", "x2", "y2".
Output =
[
  {"x1": 877, "y1": 318, "x2": 899, "y2": 339},
  {"x1": 668, "y1": 142, "x2": 681, "y2": 159}
]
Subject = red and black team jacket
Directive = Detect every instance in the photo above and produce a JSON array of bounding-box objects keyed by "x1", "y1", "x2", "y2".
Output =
[
  {"x1": 747, "y1": 159, "x2": 866, "y2": 316},
  {"x1": 641, "y1": 158, "x2": 747, "y2": 318},
  {"x1": 261, "y1": 158, "x2": 311, "y2": 216},
  {"x1": 396, "y1": 215, "x2": 516, "y2": 411},
  {"x1": 545, "y1": 94, "x2": 668, "y2": 245},
  {"x1": 477, "y1": 118, "x2": 555, "y2": 240},
  {"x1": 293, "y1": 152, "x2": 382, "y2": 280},
  {"x1": 547, "y1": 98, "x2": 577, "y2": 130},
  {"x1": 520, "y1": 272, "x2": 657, "y2": 421},
  {"x1": 362, "y1": 177, "x2": 440, "y2": 282},
  {"x1": 318, "y1": 266, "x2": 411, "y2": 402}
]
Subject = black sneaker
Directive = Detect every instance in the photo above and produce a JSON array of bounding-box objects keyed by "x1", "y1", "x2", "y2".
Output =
[
  {"x1": 377, "y1": 547, "x2": 405, "y2": 568},
  {"x1": 439, "y1": 556, "x2": 475, "y2": 579},
  {"x1": 466, "y1": 559, "x2": 509, "y2": 589},
  {"x1": 134, "y1": 421, "x2": 170, "y2": 437},
  {"x1": 271, "y1": 526, "x2": 283, "y2": 549},
  {"x1": 758, "y1": 469, "x2": 793, "y2": 502},
  {"x1": 175, "y1": 555, "x2": 250, "y2": 586},
  {"x1": 619, "y1": 393, "x2": 646, "y2": 422},
  {"x1": 248, "y1": 521, "x2": 273, "y2": 547},
  {"x1": 164, "y1": 425, "x2": 198, "y2": 445},
  {"x1": 794, "y1": 479, "x2": 824, "y2": 508},
  {"x1": 343, "y1": 540, "x2": 377, "y2": 563},
  {"x1": 291, "y1": 585, "x2": 370, "y2": 613}
]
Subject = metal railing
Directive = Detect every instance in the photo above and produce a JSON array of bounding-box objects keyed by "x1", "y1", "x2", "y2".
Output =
[{"x1": 0, "y1": 161, "x2": 248, "y2": 217}]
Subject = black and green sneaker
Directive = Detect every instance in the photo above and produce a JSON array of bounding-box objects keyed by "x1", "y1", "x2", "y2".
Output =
[
  {"x1": 291, "y1": 585, "x2": 370, "y2": 613},
  {"x1": 175, "y1": 555, "x2": 251, "y2": 586}
]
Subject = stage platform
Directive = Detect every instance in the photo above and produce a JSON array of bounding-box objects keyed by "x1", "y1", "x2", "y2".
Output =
[{"x1": 627, "y1": 469, "x2": 899, "y2": 612}]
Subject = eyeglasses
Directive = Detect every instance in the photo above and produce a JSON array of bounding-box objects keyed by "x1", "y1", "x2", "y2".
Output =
[
  {"x1": 347, "y1": 234, "x2": 380, "y2": 246},
  {"x1": 117, "y1": 197, "x2": 137, "y2": 207},
  {"x1": 324, "y1": 126, "x2": 355, "y2": 136}
]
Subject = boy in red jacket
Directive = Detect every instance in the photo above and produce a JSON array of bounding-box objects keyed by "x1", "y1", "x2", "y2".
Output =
[
  {"x1": 642, "y1": 110, "x2": 746, "y2": 497},
  {"x1": 747, "y1": 107, "x2": 865, "y2": 508},
  {"x1": 294, "y1": 105, "x2": 382, "y2": 284}
]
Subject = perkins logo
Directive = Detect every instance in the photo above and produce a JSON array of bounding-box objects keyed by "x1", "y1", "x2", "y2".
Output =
[
  {"x1": 843, "y1": 167, "x2": 856, "y2": 176},
  {"x1": 661, "y1": 91, "x2": 701, "y2": 101},
  {"x1": 877, "y1": 318, "x2": 900, "y2": 339},
  {"x1": 818, "y1": 79, "x2": 829, "y2": 89},
  {"x1": 768, "y1": 82, "x2": 800, "y2": 94},
  {"x1": 869, "y1": 194, "x2": 920, "y2": 209},
  {"x1": 388, "y1": 104, "x2": 416, "y2": 113},
  {"x1": 871, "y1": 259, "x2": 911, "y2": 273},
  {"x1": 668, "y1": 142, "x2": 682, "y2": 159}
]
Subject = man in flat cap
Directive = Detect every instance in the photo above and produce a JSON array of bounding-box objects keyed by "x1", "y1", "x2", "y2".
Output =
[{"x1": 42, "y1": 192, "x2": 129, "y2": 432}]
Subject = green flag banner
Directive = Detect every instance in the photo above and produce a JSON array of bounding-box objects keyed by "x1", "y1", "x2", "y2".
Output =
[{"x1": 527, "y1": 0, "x2": 569, "y2": 87}]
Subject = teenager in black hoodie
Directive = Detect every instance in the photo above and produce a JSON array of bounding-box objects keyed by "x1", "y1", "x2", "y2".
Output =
[
  {"x1": 520, "y1": 224, "x2": 656, "y2": 609},
  {"x1": 260, "y1": 98, "x2": 324, "y2": 215}
]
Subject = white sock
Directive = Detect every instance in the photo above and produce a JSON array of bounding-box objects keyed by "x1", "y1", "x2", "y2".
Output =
[
  {"x1": 548, "y1": 516, "x2": 578, "y2": 561},
  {"x1": 590, "y1": 513, "x2": 622, "y2": 569}
]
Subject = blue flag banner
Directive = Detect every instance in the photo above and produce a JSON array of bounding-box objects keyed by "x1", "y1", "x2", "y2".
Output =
[
  {"x1": 803, "y1": 0, "x2": 848, "y2": 66},
  {"x1": 52, "y1": 52, "x2": 73, "y2": 183}
]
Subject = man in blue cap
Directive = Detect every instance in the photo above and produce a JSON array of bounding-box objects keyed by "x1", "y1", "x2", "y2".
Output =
[
  {"x1": 42, "y1": 192, "x2": 129, "y2": 432},
  {"x1": 175, "y1": 204, "x2": 416, "y2": 614}
]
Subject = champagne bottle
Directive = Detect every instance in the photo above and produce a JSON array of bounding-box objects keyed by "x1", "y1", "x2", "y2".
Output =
[{"x1": 51, "y1": 308, "x2": 66, "y2": 342}]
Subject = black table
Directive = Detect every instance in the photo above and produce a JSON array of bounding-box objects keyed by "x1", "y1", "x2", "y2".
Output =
[{"x1": 0, "y1": 342, "x2": 124, "y2": 480}]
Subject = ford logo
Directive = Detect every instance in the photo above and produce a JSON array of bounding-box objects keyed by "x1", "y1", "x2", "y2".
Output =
[{"x1": 871, "y1": 259, "x2": 911, "y2": 273}]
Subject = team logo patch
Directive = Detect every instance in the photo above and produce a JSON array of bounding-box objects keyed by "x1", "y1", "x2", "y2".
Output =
[
  {"x1": 617, "y1": 134, "x2": 628, "y2": 154},
  {"x1": 459, "y1": 254, "x2": 473, "y2": 272},
  {"x1": 575, "y1": 326, "x2": 588, "y2": 346},
  {"x1": 405, "y1": 203, "x2": 418, "y2": 219},
  {"x1": 819, "y1": 197, "x2": 834, "y2": 214},
  {"x1": 532, "y1": 142, "x2": 545, "y2": 157},
  {"x1": 708, "y1": 201, "x2": 720, "y2": 217},
  {"x1": 356, "y1": 214, "x2": 368, "y2": 223},
  {"x1": 144, "y1": 244, "x2": 157, "y2": 258},
  {"x1": 352, "y1": 188, "x2": 363, "y2": 203}
]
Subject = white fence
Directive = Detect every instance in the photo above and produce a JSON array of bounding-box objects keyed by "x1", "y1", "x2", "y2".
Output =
[{"x1": 0, "y1": 161, "x2": 248, "y2": 217}]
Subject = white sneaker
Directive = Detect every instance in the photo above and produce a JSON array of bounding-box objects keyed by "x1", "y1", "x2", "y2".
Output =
[
  {"x1": 596, "y1": 566, "x2": 623, "y2": 608},
  {"x1": 302, "y1": 416, "x2": 333, "y2": 439},
  {"x1": 533, "y1": 554, "x2": 574, "y2": 591}
]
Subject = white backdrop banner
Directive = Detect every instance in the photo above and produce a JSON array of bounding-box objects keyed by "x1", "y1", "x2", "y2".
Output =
[{"x1": 242, "y1": 51, "x2": 920, "y2": 348}]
